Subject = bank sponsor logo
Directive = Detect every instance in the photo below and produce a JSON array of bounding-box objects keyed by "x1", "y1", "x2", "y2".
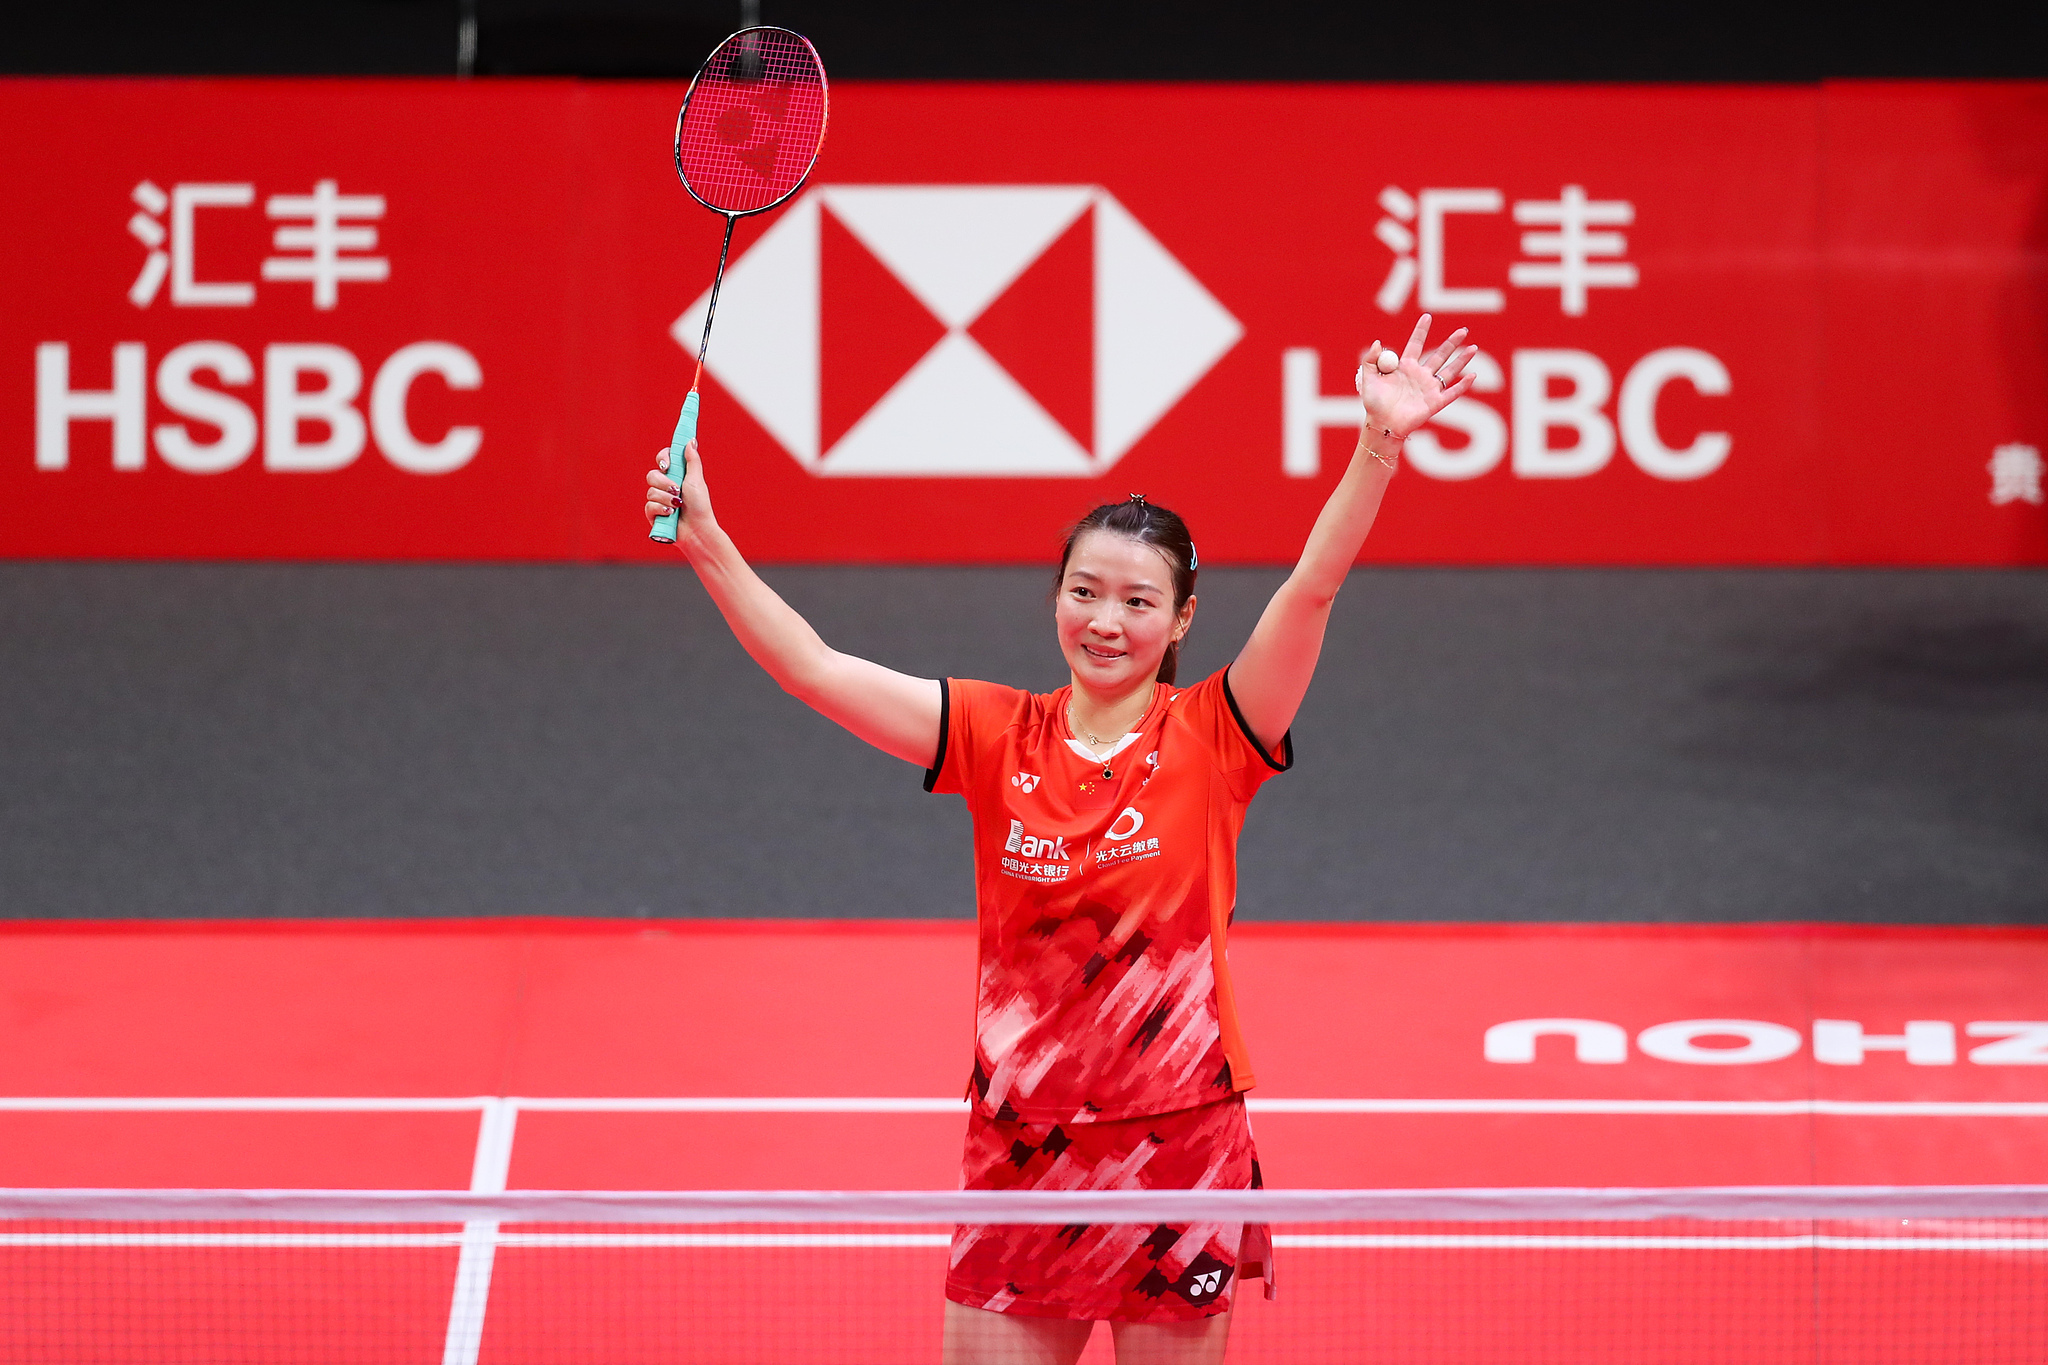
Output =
[
  {"x1": 1001, "y1": 855, "x2": 1073, "y2": 884},
  {"x1": 1003, "y1": 818, "x2": 1072, "y2": 882}
]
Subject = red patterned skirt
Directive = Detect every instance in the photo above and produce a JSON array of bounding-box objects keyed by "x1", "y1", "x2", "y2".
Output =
[{"x1": 945, "y1": 1096, "x2": 1273, "y2": 1323}]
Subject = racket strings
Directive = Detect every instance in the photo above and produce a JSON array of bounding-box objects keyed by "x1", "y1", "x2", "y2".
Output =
[{"x1": 676, "y1": 29, "x2": 827, "y2": 216}]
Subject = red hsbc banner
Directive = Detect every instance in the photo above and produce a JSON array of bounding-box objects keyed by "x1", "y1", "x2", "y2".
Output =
[{"x1": 2, "y1": 79, "x2": 2043, "y2": 564}]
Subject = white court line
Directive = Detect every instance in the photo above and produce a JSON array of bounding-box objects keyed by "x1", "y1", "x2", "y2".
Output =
[
  {"x1": 513, "y1": 1096, "x2": 967, "y2": 1113},
  {"x1": 0, "y1": 1232, "x2": 473, "y2": 1248},
  {"x1": 1251, "y1": 1099, "x2": 2048, "y2": 1117},
  {"x1": 4, "y1": 1096, "x2": 2047, "y2": 1116},
  {"x1": 442, "y1": 1099, "x2": 516, "y2": 1365},
  {"x1": 1274, "y1": 1234, "x2": 2048, "y2": 1251},
  {"x1": 4, "y1": 1231, "x2": 2042, "y2": 1251},
  {"x1": 492, "y1": 1232, "x2": 949, "y2": 1248},
  {"x1": 0, "y1": 1097, "x2": 496, "y2": 1112}
]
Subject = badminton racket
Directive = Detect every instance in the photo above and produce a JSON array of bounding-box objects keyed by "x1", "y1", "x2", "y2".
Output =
[{"x1": 649, "y1": 26, "x2": 829, "y2": 544}]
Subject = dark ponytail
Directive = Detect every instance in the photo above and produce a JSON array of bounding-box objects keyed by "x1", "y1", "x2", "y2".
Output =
[{"x1": 1054, "y1": 495, "x2": 1199, "y2": 684}]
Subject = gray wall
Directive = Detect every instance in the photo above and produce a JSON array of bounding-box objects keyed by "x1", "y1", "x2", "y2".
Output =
[{"x1": 2, "y1": 564, "x2": 2043, "y2": 923}]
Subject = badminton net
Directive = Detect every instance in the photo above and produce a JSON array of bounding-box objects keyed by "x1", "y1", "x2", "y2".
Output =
[{"x1": 5, "y1": 1185, "x2": 2046, "y2": 1363}]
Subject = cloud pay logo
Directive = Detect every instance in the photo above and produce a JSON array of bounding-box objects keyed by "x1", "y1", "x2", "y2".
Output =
[{"x1": 672, "y1": 186, "x2": 1242, "y2": 476}]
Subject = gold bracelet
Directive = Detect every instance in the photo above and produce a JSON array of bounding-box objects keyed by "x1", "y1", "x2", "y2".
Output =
[{"x1": 1363, "y1": 423, "x2": 1402, "y2": 471}]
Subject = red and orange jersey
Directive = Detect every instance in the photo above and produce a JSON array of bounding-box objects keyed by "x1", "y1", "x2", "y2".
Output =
[{"x1": 925, "y1": 668, "x2": 1292, "y2": 1124}]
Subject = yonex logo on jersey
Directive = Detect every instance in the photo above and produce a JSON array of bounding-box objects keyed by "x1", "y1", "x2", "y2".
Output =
[
  {"x1": 1010, "y1": 772, "x2": 1041, "y2": 792},
  {"x1": 1104, "y1": 807, "x2": 1145, "y2": 842},
  {"x1": 672, "y1": 186, "x2": 1243, "y2": 477},
  {"x1": 1190, "y1": 1270, "x2": 1225, "y2": 1297}
]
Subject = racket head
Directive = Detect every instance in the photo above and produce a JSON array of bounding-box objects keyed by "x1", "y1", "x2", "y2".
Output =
[{"x1": 673, "y1": 27, "x2": 828, "y2": 218}]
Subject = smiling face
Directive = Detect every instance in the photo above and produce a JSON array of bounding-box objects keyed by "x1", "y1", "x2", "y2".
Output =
[{"x1": 1055, "y1": 530, "x2": 1196, "y2": 698}]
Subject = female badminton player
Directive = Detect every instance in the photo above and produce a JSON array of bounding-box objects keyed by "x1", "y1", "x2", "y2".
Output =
[{"x1": 644, "y1": 313, "x2": 1477, "y2": 1364}]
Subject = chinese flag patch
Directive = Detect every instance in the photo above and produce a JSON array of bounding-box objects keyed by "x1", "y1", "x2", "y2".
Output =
[{"x1": 1074, "y1": 775, "x2": 1116, "y2": 810}]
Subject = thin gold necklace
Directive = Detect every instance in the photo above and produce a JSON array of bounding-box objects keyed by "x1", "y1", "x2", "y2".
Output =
[
  {"x1": 1068, "y1": 699, "x2": 1135, "y2": 747},
  {"x1": 1069, "y1": 696, "x2": 1143, "y2": 776}
]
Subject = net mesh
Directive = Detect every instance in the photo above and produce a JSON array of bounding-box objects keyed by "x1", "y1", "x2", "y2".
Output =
[
  {"x1": 5, "y1": 1188, "x2": 2046, "y2": 1364},
  {"x1": 674, "y1": 27, "x2": 827, "y2": 215}
]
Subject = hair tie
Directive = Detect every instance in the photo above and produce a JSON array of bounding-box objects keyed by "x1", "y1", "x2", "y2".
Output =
[{"x1": 1127, "y1": 493, "x2": 1147, "y2": 505}]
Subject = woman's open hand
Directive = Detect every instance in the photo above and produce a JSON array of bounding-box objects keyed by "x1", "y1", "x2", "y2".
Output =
[
  {"x1": 643, "y1": 439, "x2": 716, "y2": 549},
  {"x1": 1356, "y1": 312, "x2": 1478, "y2": 440}
]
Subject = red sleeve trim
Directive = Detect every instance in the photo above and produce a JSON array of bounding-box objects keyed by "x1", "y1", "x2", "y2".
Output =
[
  {"x1": 1222, "y1": 668, "x2": 1294, "y2": 773},
  {"x1": 921, "y1": 677, "x2": 952, "y2": 793}
]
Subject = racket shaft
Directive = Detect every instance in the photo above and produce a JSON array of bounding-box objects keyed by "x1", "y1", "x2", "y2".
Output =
[{"x1": 648, "y1": 390, "x2": 700, "y2": 544}]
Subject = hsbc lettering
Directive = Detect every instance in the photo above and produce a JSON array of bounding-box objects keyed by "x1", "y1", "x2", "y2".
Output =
[
  {"x1": 36, "y1": 340, "x2": 482, "y2": 476},
  {"x1": 1285, "y1": 182, "x2": 1730, "y2": 483},
  {"x1": 33, "y1": 178, "x2": 481, "y2": 477},
  {"x1": 1285, "y1": 344, "x2": 1731, "y2": 483}
]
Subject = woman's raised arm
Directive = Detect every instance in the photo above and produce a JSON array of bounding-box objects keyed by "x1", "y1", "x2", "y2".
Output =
[
  {"x1": 1227, "y1": 314, "x2": 1477, "y2": 752},
  {"x1": 646, "y1": 442, "x2": 943, "y2": 768}
]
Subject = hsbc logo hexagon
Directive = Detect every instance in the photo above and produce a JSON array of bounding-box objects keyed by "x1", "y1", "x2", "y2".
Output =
[{"x1": 671, "y1": 186, "x2": 1243, "y2": 477}]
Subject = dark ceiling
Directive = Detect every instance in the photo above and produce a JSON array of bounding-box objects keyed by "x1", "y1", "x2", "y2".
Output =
[{"x1": 11, "y1": 0, "x2": 2047, "y2": 81}]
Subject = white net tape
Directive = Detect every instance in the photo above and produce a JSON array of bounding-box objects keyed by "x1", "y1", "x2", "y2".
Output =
[{"x1": 8, "y1": 1184, "x2": 2048, "y2": 1224}]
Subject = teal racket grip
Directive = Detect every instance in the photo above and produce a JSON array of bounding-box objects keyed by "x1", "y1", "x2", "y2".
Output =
[{"x1": 648, "y1": 391, "x2": 700, "y2": 545}]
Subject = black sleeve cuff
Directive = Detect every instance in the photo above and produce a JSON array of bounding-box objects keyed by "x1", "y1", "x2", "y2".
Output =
[
  {"x1": 1222, "y1": 669, "x2": 1294, "y2": 773},
  {"x1": 922, "y1": 677, "x2": 952, "y2": 792}
]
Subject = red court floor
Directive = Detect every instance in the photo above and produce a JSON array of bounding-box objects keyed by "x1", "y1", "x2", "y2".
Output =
[
  {"x1": 3, "y1": 921, "x2": 2045, "y2": 1364},
  {"x1": 1, "y1": 920, "x2": 2043, "y2": 1191}
]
